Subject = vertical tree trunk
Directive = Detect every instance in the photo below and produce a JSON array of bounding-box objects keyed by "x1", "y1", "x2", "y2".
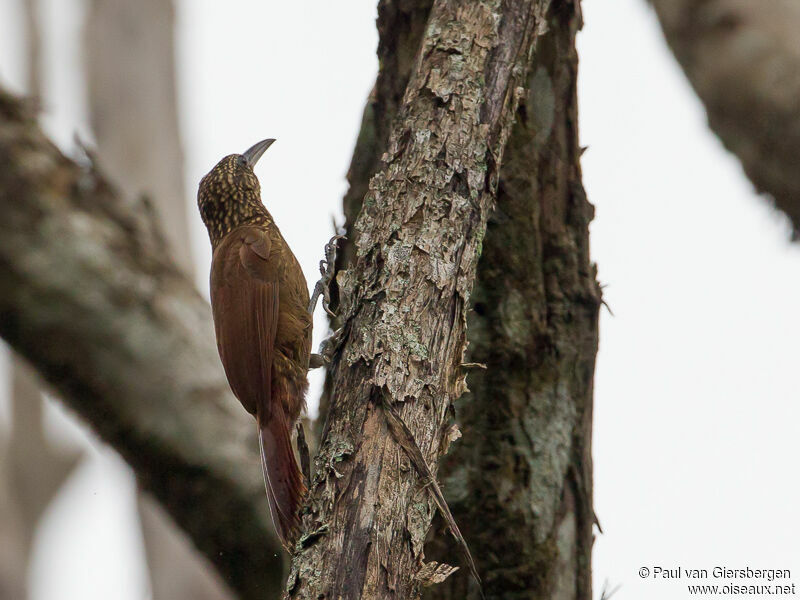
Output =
[
  {"x1": 326, "y1": 2, "x2": 598, "y2": 599},
  {"x1": 85, "y1": 0, "x2": 192, "y2": 272},
  {"x1": 86, "y1": 0, "x2": 194, "y2": 273},
  {"x1": 0, "y1": 359, "x2": 82, "y2": 600},
  {"x1": 289, "y1": 1, "x2": 556, "y2": 598},
  {"x1": 427, "y1": 3, "x2": 599, "y2": 598}
]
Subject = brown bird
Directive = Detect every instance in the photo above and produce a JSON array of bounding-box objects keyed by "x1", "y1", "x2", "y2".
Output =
[{"x1": 198, "y1": 139, "x2": 309, "y2": 550}]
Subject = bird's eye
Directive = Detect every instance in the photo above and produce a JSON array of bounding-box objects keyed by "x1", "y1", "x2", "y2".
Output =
[{"x1": 236, "y1": 155, "x2": 247, "y2": 168}]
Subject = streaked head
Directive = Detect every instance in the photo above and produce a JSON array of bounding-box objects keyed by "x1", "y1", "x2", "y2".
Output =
[{"x1": 197, "y1": 139, "x2": 275, "y2": 244}]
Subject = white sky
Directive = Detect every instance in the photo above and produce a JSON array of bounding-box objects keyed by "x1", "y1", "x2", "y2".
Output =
[{"x1": 0, "y1": 0, "x2": 798, "y2": 598}]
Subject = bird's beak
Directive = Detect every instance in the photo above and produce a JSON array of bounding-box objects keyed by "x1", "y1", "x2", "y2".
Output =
[{"x1": 242, "y1": 138, "x2": 276, "y2": 167}]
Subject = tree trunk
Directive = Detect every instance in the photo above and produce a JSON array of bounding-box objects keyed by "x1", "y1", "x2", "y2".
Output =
[
  {"x1": 326, "y1": 2, "x2": 598, "y2": 599},
  {"x1": 85, "y1": 0, "x2": 192, "y2": 271},
  {"x1": 427, "y1": 2, "x2": 599, "y2": 598},
  {"x1": 0, "y1": 358, "x2": 82, "y2": 600},
  {"x1": 287, "y1": 2, "x2": 555, "y2": 598},
  {"x1": 650, "y1": 0, "x2": 800, "y2": 237}
]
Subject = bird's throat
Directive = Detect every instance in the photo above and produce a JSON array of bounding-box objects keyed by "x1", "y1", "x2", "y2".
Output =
[{"x1": 201, "y1": 196, "x2": 272, "y2": 248}]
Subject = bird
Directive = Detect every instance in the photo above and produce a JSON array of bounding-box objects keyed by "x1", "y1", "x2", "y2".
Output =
[{"x1": 197, "y1": 139, "x2": 309, "y2": 550}]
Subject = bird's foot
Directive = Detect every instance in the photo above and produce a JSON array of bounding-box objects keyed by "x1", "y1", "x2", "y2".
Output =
[
  {"x1": 308, "y1": 233, "x2": 346, "y2": 317},
  {"x1": 309, "y1": 326, "x2": 344, "y2": 369}
]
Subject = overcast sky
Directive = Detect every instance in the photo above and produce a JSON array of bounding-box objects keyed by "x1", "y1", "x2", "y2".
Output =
[{"x1": 1, "y1": 1, "x2": 798, "y2": 598}]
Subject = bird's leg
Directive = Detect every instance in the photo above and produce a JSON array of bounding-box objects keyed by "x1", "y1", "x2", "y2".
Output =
[
  {"x1": 309, "y1": 232, "x2": 346, "y2": 369},
  {"x1": 308, "y1": 233, "x2": 345, "y2": 317},
  {"x1": 309, "y1": 326, "x2": 344, "y2": 368}
]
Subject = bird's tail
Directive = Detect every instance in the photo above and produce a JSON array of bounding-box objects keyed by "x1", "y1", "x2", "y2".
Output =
[{"x1": 257, "y1": 409, "x2": 306, "y2": 550}]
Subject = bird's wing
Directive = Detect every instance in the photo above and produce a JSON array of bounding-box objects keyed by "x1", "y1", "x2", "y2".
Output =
[
  {"x1": 209, "y1": 227, "x2": 277, "y2": 418},
  {"x1": 210, "y1": 227, "x2": 304, "y2": 547}
]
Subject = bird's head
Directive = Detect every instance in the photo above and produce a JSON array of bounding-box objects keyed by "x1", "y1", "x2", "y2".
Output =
[{"x1": 197, "y1": 138, "x2": 275, "y2": 245}]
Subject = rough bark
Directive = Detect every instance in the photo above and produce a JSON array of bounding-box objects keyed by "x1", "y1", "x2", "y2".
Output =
[
  {"x1": 287, "y1": 2, "x2": 551, "y2": 598},
  {"x1": 84, "y1": 1, "x2": 238, "y2": 597},
  {"x1": 0, "y1": 90, "x2": 283, "y2": 600},
  {"x1": 427, "y1": 2, "x2": 599, "y2": 598},
  {"x1": 326, "y1": 2, "x2": 598, "y2": 598},
  {"x1": 318, "y1": 0, "x2": 435, "y2": 438},
  {"x1": 650, "y1": 0, "x2": 800, "y2": 237}
]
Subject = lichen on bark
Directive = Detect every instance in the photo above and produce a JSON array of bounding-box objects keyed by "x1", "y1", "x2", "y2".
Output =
[
  {"x1": 288, "y1": 2, "x2": 552, "y2": 598},
  {"x1": 426, "y1": 3, "x2": 600, "y2": 599}
]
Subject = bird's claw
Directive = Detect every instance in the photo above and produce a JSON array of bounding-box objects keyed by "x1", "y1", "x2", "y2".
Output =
[
  {"x1": 309, "y1": 326, "x2": 344, "y2": 369},
  {"x1": 308, "y1": 233, "x2": 346, "y2": 317}
]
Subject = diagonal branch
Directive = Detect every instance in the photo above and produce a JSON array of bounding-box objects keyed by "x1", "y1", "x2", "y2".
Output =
[
  {"x1": 651, "y1": 0, "x2": 800, "y2": 237},
  {"x1": 0, "y1": 90, "x2": 283, "y2": 600}
]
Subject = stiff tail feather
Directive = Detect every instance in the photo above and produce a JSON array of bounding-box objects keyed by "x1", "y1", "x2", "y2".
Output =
[{"x1": 257, "y1": 410, "x2": 306, "y2": 550}]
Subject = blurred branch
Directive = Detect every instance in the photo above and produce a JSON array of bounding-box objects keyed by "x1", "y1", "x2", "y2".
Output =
[
  {"x1": 0, "y1": 89, "x2": 283, "y2": 600},
  {"x1": 651, "y1": 0, "x2": 800, "y2": 237},
  {"x1": 0, "y1": 3, "x2": 83, "y2": 599},
  {"x1": 23, "y1": 0, "x2": 42, "y2": 99},
  {"x1": 8, "y1": 360, "x2": 82, "y2": 533},
  {"x1": 85, "y1": 0, "x2": 193, "y2": 273},
  {"x1": 0, "y1": 359, "x2": 82, "y2": 600},
  {"x1": 84, "y1": 0, "x2": 233, "y2": 597}
]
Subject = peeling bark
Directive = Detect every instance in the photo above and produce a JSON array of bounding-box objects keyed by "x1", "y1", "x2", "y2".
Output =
[
  {"x1": 318, "y1": 0, "x2": 435, "y2": 438},
  {"x1": 650, "y1": 0, "x2": 800, "y2": 237},
  {"x1": 288, "y1": 2, "x2": 551, "y2": 598},
  {"x1": 326, "y1": 2, "x2": 598, "y2": 598},
  {"x1": 0, "y1": 91, "x2": 283, "y2": 600},
  {"x1": 427, "y1": 3, "x2": 599, "y2": 598}
]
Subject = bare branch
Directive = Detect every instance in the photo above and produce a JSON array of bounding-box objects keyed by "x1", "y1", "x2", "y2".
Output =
[{"x1": 651, "y1": 0, "x2": 800, "y2": 237}]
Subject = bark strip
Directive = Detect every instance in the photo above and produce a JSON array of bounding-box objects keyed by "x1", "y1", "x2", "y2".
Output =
[{"x1": 288, "y1": 2, "x2": 550, "y2": 598}]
